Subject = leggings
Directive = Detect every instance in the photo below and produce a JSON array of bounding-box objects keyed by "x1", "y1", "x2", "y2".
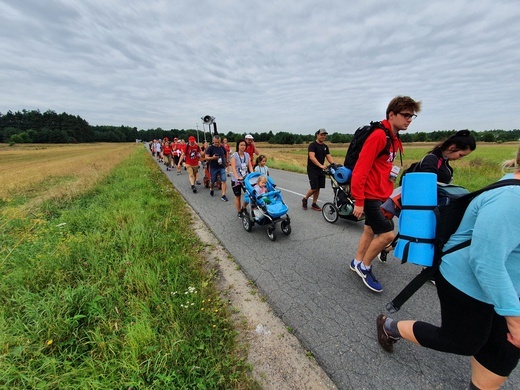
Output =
[{"x1": 413, "y1": 272, "x2": 520, "y2": 377}]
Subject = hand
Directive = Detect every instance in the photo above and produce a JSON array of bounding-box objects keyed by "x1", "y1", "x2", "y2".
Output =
[
  {"x1": 506, "y1": 317, "x2": 520, "y2": 348},
  {"x1": 353, "y1": 205, "x2": 364, "y2": 219}
]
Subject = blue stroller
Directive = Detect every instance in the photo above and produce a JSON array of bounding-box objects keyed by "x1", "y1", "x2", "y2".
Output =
[{"x1": 241, "y1": 172, "x2": 291, "y2": 241}]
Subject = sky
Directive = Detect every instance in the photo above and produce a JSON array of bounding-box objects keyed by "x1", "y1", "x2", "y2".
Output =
[{"x1": 1, "y1": 0, "x2": 519, "y2": 135}]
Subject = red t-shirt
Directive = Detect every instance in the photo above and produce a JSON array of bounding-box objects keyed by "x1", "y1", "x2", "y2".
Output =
[
  {"x1": 163, "y1": 144, "x2": 172, "y2": 155},
  {"x1": 184, "y1": 144, "x2": 201, "y2": 166},
  {"x1": 351, "y1": 119, "x2": 402, "y2": 207}
]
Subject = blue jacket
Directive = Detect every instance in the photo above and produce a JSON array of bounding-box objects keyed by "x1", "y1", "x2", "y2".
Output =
[{"x1": 440, "y1": 174, "x2": 520, "y2": 316}]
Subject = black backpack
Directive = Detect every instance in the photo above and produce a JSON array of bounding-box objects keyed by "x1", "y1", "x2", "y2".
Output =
[
  {"x1": 386, "y1": 178, "x2": 520, "y2": 313},
  {"x1": 398, "y1": 154, "x2": 443, "y2": 186},
  {"x1": 343, "y1": 121, "x2": 393, "y2": 171}
]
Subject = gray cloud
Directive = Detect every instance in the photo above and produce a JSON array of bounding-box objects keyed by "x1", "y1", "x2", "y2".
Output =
[{"x1": 1, "y1": 0, "x2": 519, "y2": 133}]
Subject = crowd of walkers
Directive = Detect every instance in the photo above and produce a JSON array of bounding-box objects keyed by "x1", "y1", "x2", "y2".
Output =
[{"x1": 149, "y1": 97, "x2": 520, "y2": 388}]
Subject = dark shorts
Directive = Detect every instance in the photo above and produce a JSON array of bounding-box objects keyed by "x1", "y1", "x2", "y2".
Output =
[
  {"x1": 363, "y1": 199, "x2": 394, "y2": 234},
  {"x1": 307, "y1": 169, "x2": 325, "y2": 190},
  {"x1": 232, "y1": 182, "x2": 244, "y2": 197}
]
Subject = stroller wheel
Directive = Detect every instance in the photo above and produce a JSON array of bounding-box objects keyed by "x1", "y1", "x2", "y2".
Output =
[
  {"x1": 267, "y1": 227, "x2": 276, "y2": 241},
  {"x1": 281, "y1": 220, "x2": 291, "y2": 235},
  {"x1": 242, "y1": 212, "x2": 253, "y2": 232},
  {"x1": 322, "y1": 202, "x2": 339, "y2": 223}
]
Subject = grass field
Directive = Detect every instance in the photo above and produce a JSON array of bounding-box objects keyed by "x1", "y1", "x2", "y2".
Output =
[
  {"x1": 1, "y1": 141, "x2": 518, "y2": 388},
  {"x1": 259, "y1": 142, "x2": 520, "y2": 191},
  {"x1": 0, "y1": 143, "x2": 255, "y2": 389}
]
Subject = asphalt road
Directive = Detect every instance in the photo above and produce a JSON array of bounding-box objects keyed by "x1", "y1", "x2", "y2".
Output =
[{"x1": 151, "y1": 151, "x2": 520, "y2": 389}]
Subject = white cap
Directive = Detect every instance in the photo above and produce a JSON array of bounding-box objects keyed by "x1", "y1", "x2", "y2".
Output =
[{"x1": 245, "y1": 134, "x2": 254, "y2": 139}]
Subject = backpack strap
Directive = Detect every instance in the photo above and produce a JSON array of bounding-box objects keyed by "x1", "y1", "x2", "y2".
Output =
[
  {"x1": 386, "y1": 178, "x2": 520, "y2": 313},
  {"x1": 372, "y1": 121, "x2": 402, "y2": 165}
]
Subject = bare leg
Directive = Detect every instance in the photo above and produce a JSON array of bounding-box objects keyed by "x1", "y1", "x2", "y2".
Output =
[
  {"x1": 470, "y1": 357, "x2": 507, "y2": 390},
  {"x1": 361, "y1": 231, "x2": 395, "y2": 267}
]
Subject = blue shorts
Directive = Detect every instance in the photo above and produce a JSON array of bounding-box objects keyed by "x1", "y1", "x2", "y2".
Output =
[{"x1": 210, "y1": 167, "x2": 227, "y2": 184}]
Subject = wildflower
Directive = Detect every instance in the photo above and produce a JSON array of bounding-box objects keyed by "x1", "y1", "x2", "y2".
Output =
[{"x1": 46, "y1": 339, "x2": 53, "y2": 346}]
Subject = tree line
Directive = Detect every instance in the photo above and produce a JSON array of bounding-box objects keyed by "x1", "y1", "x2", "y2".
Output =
[{"x1": 1, "y1": 109, "x2": 519, "y2": 145}]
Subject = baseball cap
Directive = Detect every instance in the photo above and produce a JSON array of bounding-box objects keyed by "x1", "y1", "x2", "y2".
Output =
[
  {"x1": 188, "y1": 136, "x2": 196, "y2": 142},
  {"x1": 315, "y1": 128, "x2": 328, "y2": 136},
  {"x1": 245, "y1": 134, "x2": 254, "y2": 139}
]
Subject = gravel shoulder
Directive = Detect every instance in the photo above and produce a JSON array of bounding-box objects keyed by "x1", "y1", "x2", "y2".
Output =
[{"x1": 190, "y1": 210, "x2": 337, "y2": 389}]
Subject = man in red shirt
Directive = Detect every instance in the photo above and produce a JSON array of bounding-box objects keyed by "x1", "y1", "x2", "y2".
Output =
[
  {"x1": 349, "y1": 96, "x2": 422, "y2": 293},
  {"x1": 245, "y1": 134, "x2": 258, "y2": 162},
  {"x1": 179, "y1": 136, "x2": 202, "y2": 193}
]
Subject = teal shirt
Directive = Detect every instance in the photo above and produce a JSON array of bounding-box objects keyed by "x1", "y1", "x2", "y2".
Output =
[{"x1": 440, "y1": 175, "x2": 520, "y2": 316}]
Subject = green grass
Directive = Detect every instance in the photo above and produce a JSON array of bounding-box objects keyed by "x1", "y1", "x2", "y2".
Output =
[{"x1": 0, "y1": 149, "x2": 255, "y2": 389}]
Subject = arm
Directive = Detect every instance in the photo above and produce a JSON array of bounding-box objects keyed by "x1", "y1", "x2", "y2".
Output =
[
  {"x1": 469, "y1": 191, "x2": 520, "y2": 317},
  {"x1": 231, "y1": 155, "x2": 241, "y2": 180},
  {"x1": 308, "y1": 152, "x2": 326, "y2": 170},
  {"x1": 326, "y1": 153, "x2": 335, "y2": 165},
  {"x1": 350, "y1": 130, "x2": 388, "y2": 208}
]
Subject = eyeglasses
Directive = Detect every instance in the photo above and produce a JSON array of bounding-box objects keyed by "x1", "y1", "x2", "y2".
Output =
[{"x1": 398, "y1": 112, "x2": 417, "y2": 120}]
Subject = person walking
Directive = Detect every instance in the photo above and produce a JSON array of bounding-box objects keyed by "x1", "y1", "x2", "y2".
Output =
[
  {"x1": 302, "y1": 128, "x2": 335, "y2": 211},
  {"x1": 377, "y1": 147, "x2": 520, "y2": 390},
  {"x1": 349, "y1": 96, "x2": 422, "y2": 293},
  {"x1": 379, "y1": 129, "x2": 477, "y2": 262},
  {"x1": 162, "y1": 138, "x2": 173, "y2": 171},
  {"x1": 230, "y1": 139, "x2": 253, "y2": 217},
  {"x1": 179, "y1": 136, "x2": 202, "y2": 193},
  {"x1": 245, "y1": 134, "x2": 259, "y2": 162},
  {"x1": 205, "y1": 135, "x2": 229, "y2": 201}
]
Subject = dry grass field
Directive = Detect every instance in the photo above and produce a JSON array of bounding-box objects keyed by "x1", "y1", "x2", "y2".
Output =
[{"x1": 0, "y1": 143, "x2": 140, "y2": 215}]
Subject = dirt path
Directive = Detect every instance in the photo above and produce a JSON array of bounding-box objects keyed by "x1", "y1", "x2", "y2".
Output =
[{"x1": 190, "y1": 211, "x2": 337, "y2": 389}]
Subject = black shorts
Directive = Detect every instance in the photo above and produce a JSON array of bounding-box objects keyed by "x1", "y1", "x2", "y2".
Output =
[
  {"x1": 232, "y1": 182, "x2": 244, "y2": 197},
  {"x1": 363, "y1": 199, "x2": 394, "y2": 234},
  {"x1": 307, "y1": 169, "x2": 325, "y2": 190}
]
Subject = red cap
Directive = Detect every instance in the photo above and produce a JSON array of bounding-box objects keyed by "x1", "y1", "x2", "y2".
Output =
[{"x1": 188, "y1": 136, "x2": 196, "y2": 142}]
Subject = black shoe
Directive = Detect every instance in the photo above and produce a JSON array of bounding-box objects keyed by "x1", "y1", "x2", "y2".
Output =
[
  {"x1": 377, "y1": 250, "x2": 388, "y2": 263},
  {"x1": 302, "y1": 197, "x2": 308, "y2": 210},
  {"x1": 376, "y1": 314, "x2": 399, "y2": 353},
  {"x1": 192, "y1": 185, "x2": 197, "y2": 193}
]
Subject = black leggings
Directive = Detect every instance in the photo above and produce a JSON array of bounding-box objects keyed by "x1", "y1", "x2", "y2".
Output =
[{"x1": 413, "y1": 272, "x2": 520, "y2": 377}]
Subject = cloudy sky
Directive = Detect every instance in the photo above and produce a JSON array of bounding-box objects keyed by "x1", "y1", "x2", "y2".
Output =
[{"x1": 1, "y1": 0, "x2": 519, "y2": 134}]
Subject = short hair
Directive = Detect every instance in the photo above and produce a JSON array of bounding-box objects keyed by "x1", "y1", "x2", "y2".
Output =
[
  {"x1": 213, "y1": 135, "x2": 221, "y2": 141},
  {"x1": 386, "y1": 96, "x2": 422, "y2": 119}
]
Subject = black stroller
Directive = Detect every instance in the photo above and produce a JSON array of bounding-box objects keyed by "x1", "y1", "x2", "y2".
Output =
[{"x1": 321, "y1": 164, "x2": 363, "y2": 223}]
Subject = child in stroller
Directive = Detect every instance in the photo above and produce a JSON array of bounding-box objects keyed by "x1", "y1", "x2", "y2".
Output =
[{"x1": 241, "y1": 172, "x2": 291, "y2": 241}]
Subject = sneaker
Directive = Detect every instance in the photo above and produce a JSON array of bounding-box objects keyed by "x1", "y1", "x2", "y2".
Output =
[
  {"x1": 311, "y1": 203, "x2": 322, "y2": 211},
  {"x1": 210, "y1": 190, "x2": 214, "y2": 197},
  {"x1": 166, "y1": 167, "x2": 170, "y2": 171},
  {"x1": 355, "y1": 263, "x2": 383, "y2": 293},
  {"x1": 377, "y1": 250, "x2": 388, "y2": 263},
  {"x1": 192, "y1": 185, "x2": 197, "y2": 193},
  {"x1": 302, "y1": 197, "x2": 308, "y2": 210},
  {"x1": 221, "y1": 195, "x2": 229, "y2": 202},
  {"x1": 196, "y1": 180, "x2": 201, "y2": 185},
  {"x1": 376, "y1": 314, "x2": 399, "y2": 353},
  {"x1": 349, "y1": 259, "x2": 358, "y2": 272}
]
